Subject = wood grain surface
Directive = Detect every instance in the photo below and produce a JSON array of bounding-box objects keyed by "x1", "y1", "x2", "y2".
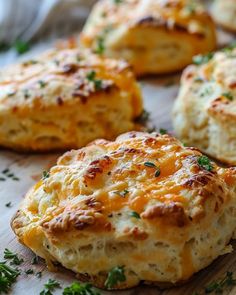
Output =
[{"x1": 0, "y1": 24, "x2": 236, "y2": 295}]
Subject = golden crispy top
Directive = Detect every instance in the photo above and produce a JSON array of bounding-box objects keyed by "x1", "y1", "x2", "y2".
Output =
[
  {"x1": 182, "y1": 47, "x2": 236, "y2": 120},
  {"x1": 17, "y1": 132, "x2": 234, "y2": 242},
  {"x1": 81, "y1": 0, "x2": 212, "y2": 43},
  {"x1": 0, "y1": 48, "x2": 139, "y2": 115}
]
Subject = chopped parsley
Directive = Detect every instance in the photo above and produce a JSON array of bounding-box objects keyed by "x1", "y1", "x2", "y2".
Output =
[
  {"x1": 86, "y1": 71, "x2": 103, "y2": 90},
  {"x1": 38, "y1": 80, "x2": 47, "y2": 88},
  {"x1": 144, "y1": 161, "x2": 156, "y2": 168},
  {"x1": 95, "y1": 36, "x2": 105, "y2": 55},
  {"x1": 144, "y1": 162, "x2": 161, "y2": 177},
  {"x1": 197, "y1": 156, "x2": 213, "y2": 172},
  {"x1": 42, "y1": 171, "x2": 50, "y2": 180},
  {"x1": 204, "y1": 272, "x2": 236, "y2": 294},
  {"x1": 13, "y1": 40, "x2": 30, "y2": 55},
  {"x1": 4, "y1": 249, "x2": 23, "y2": 266},
  {"x1": 31, "y1": 255, "x2": 39, "y2": 265},
  {"x1": 105, "y1": 266, "x2": 126, "y2": 289},
  {"x1": 25, "y1": 269, "x2": 34, "y2": 275},
  {"x1": 159, "y1": 128, "x2": 167, "y2": 135},
  {"x1": 63, "y1": 282, "x2": 101, "y2": 295},
  {"x1": 222, "y1": 92, "x2": 234, "y2": 101},
  {"x1": 129, "y1": 211, "x2": 141, "y2": 219},
  {"x1": 5, "y1": 202, "x2": 12, "y2": 208},
  {"x1": 0, "y1": 262, "x2": 20, "y2": 294},
  {"x1": 193, "y1": 52, "x2": 214, "y2": 65},
  {"x1": 114, "y1": 189, "x2": 129, "y2": 197},
  {"x1": 114, "y1": 0, "x2": 123, "y2": 4},
  {"x1": 35, "y1": 271, "x2": 42, "y2": 279},
  {"x1": 40, "y1": 279, "x2": 61, "y2": 295},
  {"x1": 1, "y1": 169, "x2": 19, "y2": 181}
]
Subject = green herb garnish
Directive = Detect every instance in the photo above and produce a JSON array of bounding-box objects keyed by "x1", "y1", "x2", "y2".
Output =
[
  {"x1": 40, "y1": 279, "x2": 61, "y2": 295},
  {"x1": 4, "y1": 249, "x2": 23, "y2": 266},
  {"x1": 159, "y1": 128, "x2": 167, "y2": 135},
  {"x1": 13, "y1": 40, "x2": 30, "y2": 55},
  {"x1": 144, "y1": 162, "x2": 161, "y2": 177},
  {"x1": 25, "y1": 269, "x2": 34, "y2": 275},
  {"x1": 0, "y1": 262, "x2": 20, "y2": 294},
  {"x1": 86, "y1": 71, "x2": 103, "y2": 90},
  {"x1": 129, "y1": 211, "x2": 141, "y2": 219},
  {"x1": 204, "y1": 272, "x2": 236, "y2": 294},
  {"x1": 105, "y1": 266, "x2": 126, "y2": 289},
  {"x1": 193, "y1": 52, "x2": 214, "y2": 65},
  {"x1": 31, "y1": 255, "x2": 39, "y2": 265},
  {"x1": 5, "y1": 202, "x2": 12, "y2": 208},
  {"x1": 222, "y1": 92, "x2": 234, "y2": 101},
  {"x1": 197, "y1": 156, "x2": 213, "y2": 172},
  {"x1": 135, "y1": 109, "x2": 150, "y2": 125},
  {"x1": 95, "y1": 36, "x2": 105, "y2": 55},
  {"x1": 42, "y1": 171, "x2": 50, "y2": 180},
  {"x1": 38, "y1": 81, "x2": 47, "y2": 88},
  {"x1": 63, "y1": 282, "x2": 101, "y2": 295},
  {"x1": 114, "y1": 189, "x2": 129, "y2": 197}
]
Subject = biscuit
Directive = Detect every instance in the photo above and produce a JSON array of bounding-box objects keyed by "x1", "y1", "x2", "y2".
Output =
[
  {"x1": 12, "y1": 132, "x2": 236, "y2": 290},
  {"x1": 0, "y1": 48, "x2": 142, "y2": 151},
  {"x1": 211, "y1": 0, "x2": 236, "y2": 32},
  {"x1": 173, "y1": 46, "x2": 236, "y2": 165},
  {"x1": 80, "y1": 0, "x2": 216, "y2": 76}
]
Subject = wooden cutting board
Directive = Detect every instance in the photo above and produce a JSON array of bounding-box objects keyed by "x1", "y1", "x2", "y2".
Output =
[{"x1": 0, "y1": 30, "x2": 236, "y2": 295}]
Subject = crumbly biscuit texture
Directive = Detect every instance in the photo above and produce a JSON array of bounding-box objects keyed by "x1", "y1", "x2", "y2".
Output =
[
  {"x1": 12, "y1": 132, "x2": 236, "y2": 289},
  {"x1": 0, "y1": 48, "x2": 142, "y2": 151},
  {"x1": 173, "y1": 47, "x2": 236, "y2": 165}
]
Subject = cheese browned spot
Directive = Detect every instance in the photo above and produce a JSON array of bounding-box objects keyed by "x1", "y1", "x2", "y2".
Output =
[{"x1": 12, "y1": 132, "x2": 236, "y2": 289}]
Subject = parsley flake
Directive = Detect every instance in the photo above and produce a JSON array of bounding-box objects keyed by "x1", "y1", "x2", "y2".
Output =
[
  {"x1": 42, "y1": 171, "x2": 50, "y2": 180},
  {"x1": 205, "y1": 272, "x2": 236, "y2": 294},
  {"x1": 14, "y1": 40, "x2": 30, "y2": 55},
  {"x1": 5, "y1": 202, "x2": 12, "y2": 208},
  {"x1": 159, "y1": 128, "x2": 167, "y2": 135},
  {"x1": 105, "y1": 266, "x2": 126, "y2": 289},
  {"x1": 0, "y1": 262, "x2": 20, "y2": 293},
  {"x1": 129, "y1": 211, "x2": 141, "y2": 219},
  {"x1": 95, "y1": 36, "x2": 105, "y2": 55},
  {"x1": 222, "y1": 92, "x2": 234, "y2": 101},
  {"x1": 86, "y1": 71, "x2": 103, "y2": 90},
  {"x1": 193, "y1": 52, "x2": 214, "y2": 65},
  {"x1": 63, "y1": 282, "x2": 101, "y2": 295},
  {"x1": 4, "y1": 249, "x2": 23, "y2": 266},
  {"x1": 40, "y1": 279, "x2": 61, "y2": 295},
  {"x1": 197, "y1": 156, "x2": 213, "y2": 172}
]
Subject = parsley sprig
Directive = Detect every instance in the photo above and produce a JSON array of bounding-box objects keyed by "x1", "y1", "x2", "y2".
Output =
[
  {"x1": 193, "y1": 52, "x2": 214, "y2": 65},
  {"x1": 40, "y1": 279, "x2": 61, "y2": 295},
  {"x1": 4, "y1": 249, "x2": 23, "y2": 266},
  {"x1": 63, "y1": 282, "x2": 100, "y2": 295},
  {"x1": 144, "y1": 162, "x2": 161, "y2": 177},
  {"x1": 86, "y1": 71, "x2": 103, "y2": 90},
  {"x1": 197, "y1": 156, "x2": 213, "y2": 172},
  {"x1": 105, "y1": 266, "x2": 126, "y2": 289},
  {"x1": 0, "y1": 262, "x2": 20, "y2": 294}
]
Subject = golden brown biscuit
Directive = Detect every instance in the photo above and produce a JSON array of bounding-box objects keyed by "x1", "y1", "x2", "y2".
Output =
[
  {"x1": 0, "y1": 48, "x2": 142, "y2": 152},
  {"x1": 12, "y1": 132, "x2": 236, "y2": 290},
  {"x1": 80, "y1": 0, "x2": 216, "y2": 76},
  {"x1": 173, "y1": 45, "x2": 236, "y2": 165},
  {"x1": 211, "y1": 0, "x2": 236, "y2": 32}
]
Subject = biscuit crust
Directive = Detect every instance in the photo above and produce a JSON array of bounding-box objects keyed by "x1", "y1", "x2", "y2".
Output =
[
  {"x1": 12, "y1": 132, "x2": 236, "y2": 289},
  {"x1": 80, "y1": 0, "x2": 216, "y2": 76},
  {"x1": 173, "y1": 47, "x2": 236, "y2": 165},
  {"x1": 0, "y1": 48, "x2": 142, "y2": 152}
]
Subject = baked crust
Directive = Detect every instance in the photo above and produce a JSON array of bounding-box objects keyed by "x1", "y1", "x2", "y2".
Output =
[
  {"x1": 211, "y1": 0, "x2": 236, "y2": 32},
  {"x1": 173, "y1": 46, "x2": 236, "y2": 165},
  {"x1": 80, "y1": 0, "x2": 216, "y2": 76},
  {"x1": 0, "y1": 48, "x2": 142, "y2": 152},
  {"x1": 12, "y1": 132, "x2": 236, "y2": 289}
]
